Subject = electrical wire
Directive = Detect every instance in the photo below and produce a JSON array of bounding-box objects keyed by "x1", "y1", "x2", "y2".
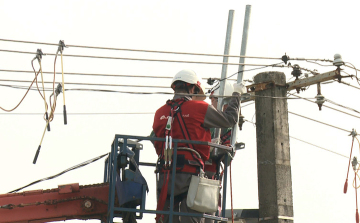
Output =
[
  {"x1": 339, "y1": 80, "x2": 360, "y2": 91},
  {"x1": 306, "y1": 60, "x2": 334, "y2": 67},
  {"x1": 0, "y1": 78, "x2": 172, "y2": 89},
  {"x1": 325, "y1": 99, "x2": 360, "y2": 115},
  {"x1": 244, "y1": 119, "x2": 348, "y2": 158},
  {"x1": 290, "y1": 136, "x2": 348, "y2": 159},
  {"x1": 0, "y1": 69, "x2": 238, "y2": 81},
  {"x1": 218, "y1": 62, "x2": 283, "y2": 82},
  {"x1": 288, "y1": 111, "x2": 351, "y2": 133},
  {"x1": 0, "y1": 112, "x2": 154, "y2": 115},
  {"x1": 0, "y1": 38, "x2": 281, "y2": 60},
  {"x1": 288, "y1": 93, "x2": 360, "y2": 120},
  {"x1": 0, "y1": 49, "x2": 280, "y2": 66},
  {"x1": 8, "y1": 153, "x2": 108, "y2": 193},
  {"x1": 345, "y1": 62, "x2": 360, "y2": 86}
]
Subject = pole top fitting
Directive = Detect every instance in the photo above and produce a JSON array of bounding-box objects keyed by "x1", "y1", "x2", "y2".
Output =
[
  {"x1": 333, "y1": 54, "x2": 344, "y2": 67},
  {"x1": 58, "y1": 40, "x2": 67, "y2": 53},
  {"x1": 350, "y1": 129, "x2": 358, "y2": 137}
]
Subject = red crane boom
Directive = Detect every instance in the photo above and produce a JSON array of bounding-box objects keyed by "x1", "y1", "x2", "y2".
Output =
[{"x1": 0, "y1": 183, "x2": 109, "y2": 223}]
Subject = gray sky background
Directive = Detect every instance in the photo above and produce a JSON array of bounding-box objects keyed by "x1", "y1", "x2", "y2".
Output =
[{"x1": 1, "y1": 1, "x2": 360, "y2": 222}]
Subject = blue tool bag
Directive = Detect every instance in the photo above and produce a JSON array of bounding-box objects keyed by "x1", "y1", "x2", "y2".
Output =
[{"x1": 116, "y1": 147, "x2": 148, "y2": 207}]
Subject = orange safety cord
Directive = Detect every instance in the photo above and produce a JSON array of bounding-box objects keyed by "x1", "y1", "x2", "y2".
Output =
[
  {"x1": 0, "y1": 69, "x2": 41, "y2": 112},
  {"x1": 345, "y1": 137, "x2": 355, "y2": 194},
  {"x1": 230, "y1": 161, "x2": 234, "y2": 223}
]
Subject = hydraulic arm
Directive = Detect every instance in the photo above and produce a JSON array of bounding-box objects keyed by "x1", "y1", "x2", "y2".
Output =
[{"x1": 0, "y1": 183, "x2": 109, "y2": 223}]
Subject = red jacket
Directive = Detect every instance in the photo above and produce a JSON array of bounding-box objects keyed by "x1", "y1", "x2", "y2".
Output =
[{"x1": 153, "y1": 98, "x2": 211, "y2": 173}]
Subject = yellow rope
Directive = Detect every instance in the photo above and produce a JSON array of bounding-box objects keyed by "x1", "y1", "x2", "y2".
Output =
[
  {"x1": 61, "y1": 51, "x2": 66, "y2": 106},
  {"x1": 39, "y1": 60, "x2": 48, "y2": 112},
  {"x1": 39, "y1": 121, "x2": 49, "y2": 145}
]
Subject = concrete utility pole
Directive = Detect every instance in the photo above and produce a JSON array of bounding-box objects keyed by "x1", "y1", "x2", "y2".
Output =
[{"x1": 254, "y1": 71, "x2": 294, "y2": 223}]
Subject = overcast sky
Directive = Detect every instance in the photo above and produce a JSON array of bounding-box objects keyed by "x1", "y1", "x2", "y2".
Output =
[{"x1": 1, "y1": 1, "x2": 360, "y2": 223}]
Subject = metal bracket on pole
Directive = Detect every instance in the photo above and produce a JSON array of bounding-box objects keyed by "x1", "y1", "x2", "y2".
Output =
[{"x1": 246, "y1": 81, "x2": 275, "y2": 92}]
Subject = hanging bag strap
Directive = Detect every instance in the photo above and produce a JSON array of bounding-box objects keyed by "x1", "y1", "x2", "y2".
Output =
[{"x1": 175, "y1": 108, "x2": 205, "y2": 170}]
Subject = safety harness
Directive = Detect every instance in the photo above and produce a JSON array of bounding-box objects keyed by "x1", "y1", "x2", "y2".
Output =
[
  {"x1": 220, "y1": 129, "x2": 232, "y2": 145},
  {"x1": 156, "y1": 99, "x2": 205, "y2": 223}
]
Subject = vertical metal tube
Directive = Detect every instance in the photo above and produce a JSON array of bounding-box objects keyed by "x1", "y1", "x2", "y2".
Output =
[
  {"x1": 231, "y1": 5, "x2": 252, "y2": 147},
  {"x1": 214, "y1": 9, "x2": 235, "y2": 141},
  {"x1": 237, "y1": 5, "x2": 252, "y2": 82},
  {"x1": 221, "y1": 155, "x2": 229, "y2": 218}
]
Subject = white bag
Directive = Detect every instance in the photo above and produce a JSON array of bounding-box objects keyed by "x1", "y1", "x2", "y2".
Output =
[{"x1": 186, "y1": 170, "x2": 221, "y2": 213}]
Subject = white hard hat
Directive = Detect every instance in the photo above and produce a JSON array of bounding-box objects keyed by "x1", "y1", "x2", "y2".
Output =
[
  {"x1": 171, "y1": 69, "x2": 206, "y2": 99},
  {"x1": 210, "y1": 81, "x2": 234, "y2": 102}
]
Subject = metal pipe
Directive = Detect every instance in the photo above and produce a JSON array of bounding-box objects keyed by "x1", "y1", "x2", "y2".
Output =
[
  {"x1": 231, "y1": 5, "x2": 252, "y2": 147},
  {"x1": 237, "y1": 5, "x2": 252, "y2": 82},
  {"x1": 214, "y1": 10, "x2": 234, "y2": 141}
]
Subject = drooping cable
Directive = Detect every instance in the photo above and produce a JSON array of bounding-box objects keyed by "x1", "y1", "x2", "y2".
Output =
[
  {"x1": 9, "y1": 153, "x2": 108, "y2": 193},
  {"x1": 0, "y1": 70, "x2": 41, "y2": 112}
]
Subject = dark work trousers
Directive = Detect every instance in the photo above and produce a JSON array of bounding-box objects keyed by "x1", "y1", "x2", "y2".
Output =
[{"x1": 157, "y1": 173, "x2": 205, "y2": 223}]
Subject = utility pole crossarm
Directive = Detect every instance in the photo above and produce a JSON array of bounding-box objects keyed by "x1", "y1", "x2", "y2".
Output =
[
  {"x1": 241, "y1": 69, "x2": 341, "y2": 104},
  {"x1": 286, "y1": 69, "x2": 340, "y2": 91}
]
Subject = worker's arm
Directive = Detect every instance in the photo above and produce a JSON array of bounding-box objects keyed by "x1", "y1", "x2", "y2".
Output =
[{"x1": 203, "y1": 92, "x2": 241, "y2": 128}]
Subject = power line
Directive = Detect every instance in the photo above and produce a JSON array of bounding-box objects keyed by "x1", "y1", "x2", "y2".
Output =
[
  {"x1": 338, "y1": 80, "x2": 360, "y2": 91},
  {"x1": 0, "y1": 112, "x2": 154, "y2": 115},
  {"x1": 288, "y1": 93, "x2": 360, "y2": 120},
  {"x1": 0, "y1": 68, "x2": 239, "y2": 82},
  {"x1": 0, "y1": 49, "x2": 281, "y2": 66},
  {"x1": 244, "y1": 119, "x2": 348, "y2": 159},
  {"x1": 0, "y1": 38, "x2": 281, "y2": 60},
  {"x1": 289, "y1": 111, "x2": 351, "y2": 133},
  {"x1": 0, "y1": 78, "x2": 171, "y2": 89},
  {"x1": 325, "y1": 98, "x2": 360, "y2": 115},
  {"x1": 290, "y1": 136, "x2": 348, "y2": 159},
  {"x1": 0, "y1": 38, "x2": 334, "y2": 63}
]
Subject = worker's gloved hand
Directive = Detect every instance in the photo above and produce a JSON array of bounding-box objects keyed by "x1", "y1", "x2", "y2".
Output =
[
  {"x1": 209, "y1": 138, "x2": 220, "y2": 152},
  {"x1": 233, "y1": 81, "x2": 247, "y2": 94}
]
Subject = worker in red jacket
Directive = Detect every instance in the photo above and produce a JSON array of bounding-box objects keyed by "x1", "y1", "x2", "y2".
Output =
[{"x1": 152, "y1": 69, "x2": 243, "y2": 223}]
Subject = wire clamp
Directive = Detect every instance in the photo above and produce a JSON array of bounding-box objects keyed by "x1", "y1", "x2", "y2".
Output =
[
  {"x1": 350, "y1": 129, "x2": 358, "y2": 138},
  {"x1": 352, "y1": 156, "x2": 358, "y2": 171},
  {"x1": 35, "y1": 49, "x2": 45, "y2": 61},
  {"x1": 55, "y1": 83, "x2": 62, "y2": 96},
  {"x1": 281, "y1": 53, "x2": 290, "y2": 65},
  {"x1": 58, "y1": 40, "x2": 67, "y2": 53}
]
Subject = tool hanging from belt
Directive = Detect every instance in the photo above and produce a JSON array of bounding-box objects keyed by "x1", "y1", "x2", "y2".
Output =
[{"x1": 156, "y1": 99, "x2": 205, "y2": 223}]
